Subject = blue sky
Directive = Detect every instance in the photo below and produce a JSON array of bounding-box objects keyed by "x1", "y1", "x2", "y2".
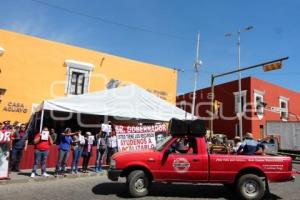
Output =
[{"x1": 0, "y1": 0, "x2": 299, "y2": 95}]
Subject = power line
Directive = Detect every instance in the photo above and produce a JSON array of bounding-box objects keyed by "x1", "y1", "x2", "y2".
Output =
[{"x1": 31, "y1": 0, "x2": 193, "y2": 41}]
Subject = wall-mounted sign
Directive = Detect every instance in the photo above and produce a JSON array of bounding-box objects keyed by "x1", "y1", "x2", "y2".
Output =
[{"x1": 2, "y1": 102, "x2": 28, "y2": 113}]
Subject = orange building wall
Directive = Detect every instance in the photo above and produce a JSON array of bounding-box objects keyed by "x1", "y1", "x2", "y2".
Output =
[{"x1": 0, "y1": 29, "x2": 177, "y2": 122}]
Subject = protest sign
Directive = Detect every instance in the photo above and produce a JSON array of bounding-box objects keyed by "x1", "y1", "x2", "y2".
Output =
[
  {"x1": 88, "y1": 135, "x2": 94, "y2": 145},
  {"x1": 101, "y1": 124, "x2": 112, "y2": 133},
  {"x1": 0, "y1": 131, "x2": 10, "y2": 179},
  {"x1": 41, "y1": 131, "x2": 49, "y2": 140}
]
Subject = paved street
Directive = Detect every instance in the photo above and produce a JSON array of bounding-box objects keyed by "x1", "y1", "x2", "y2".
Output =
[{"x1": 0, "y1": 164, "x2": 299, "y2": 200}]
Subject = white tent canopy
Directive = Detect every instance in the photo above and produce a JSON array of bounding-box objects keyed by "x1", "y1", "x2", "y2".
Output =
[{"x1": 38, "y1": 84, "x2": 193, "y2": 123}]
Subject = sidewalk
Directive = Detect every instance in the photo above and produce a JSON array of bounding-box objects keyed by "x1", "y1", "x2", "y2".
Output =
[{"x1": 0, "y1": 167, "x2": 107, "y2": 185}]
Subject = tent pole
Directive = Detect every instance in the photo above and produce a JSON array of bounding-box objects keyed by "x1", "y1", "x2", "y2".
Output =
[{"x1": 39, "y1": 109, "x2": 45, "y2": 133}]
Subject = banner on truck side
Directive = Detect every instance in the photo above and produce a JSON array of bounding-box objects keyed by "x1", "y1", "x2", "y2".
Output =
[{"x1": 115, "y1": 124, "x2": 167, "y2": 152}]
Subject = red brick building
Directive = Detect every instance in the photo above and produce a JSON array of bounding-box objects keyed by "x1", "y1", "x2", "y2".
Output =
[{"x1": 176, "y1": 77, "x2": 300, "y2": 139}]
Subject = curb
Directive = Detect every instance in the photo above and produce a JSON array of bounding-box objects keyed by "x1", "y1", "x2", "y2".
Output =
[{"x1": 0, "y1": 171, "x2": 107, "y2": 185}]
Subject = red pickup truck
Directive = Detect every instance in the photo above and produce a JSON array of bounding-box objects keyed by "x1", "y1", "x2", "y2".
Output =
[{"x1": 107, "y1": 119, "x2": 294, "y2": 200}]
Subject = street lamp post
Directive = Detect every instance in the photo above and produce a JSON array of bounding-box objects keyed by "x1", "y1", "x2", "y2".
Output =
[
  {"x1": 191, "y1": 33, "x2": 202, "y2": 118},
  {"x1": 209, "y1": 56, "x2": 288, "y2": 140},
  {"x1": 225, "y1": 26, "x2": 253, "y2": 139}
]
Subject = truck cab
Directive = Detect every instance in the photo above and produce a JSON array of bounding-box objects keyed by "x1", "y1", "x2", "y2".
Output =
[{"x1": 107, "y1": 118, "x2": 294, "y2": 200}]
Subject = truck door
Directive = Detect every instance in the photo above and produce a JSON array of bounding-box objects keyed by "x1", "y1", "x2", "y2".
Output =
[{"x1": 158, "y1": 137, "x2": 209, "y2": 181}]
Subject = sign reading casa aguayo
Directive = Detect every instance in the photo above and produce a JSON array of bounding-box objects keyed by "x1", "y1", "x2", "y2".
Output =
[{"x1": 2, "y1": 102, "x2": 28, "y2": 113}]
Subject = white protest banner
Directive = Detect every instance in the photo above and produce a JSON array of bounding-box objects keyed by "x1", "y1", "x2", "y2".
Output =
[
  {"x1": 0, "y1": 131, "x2": 10, "y2": 179},
  {"x1": 41, "y1": 131, "x2": 49, "y2": 140},
  {"x1": 115, "y1": 124, "x2": 167, "y2": 152}
]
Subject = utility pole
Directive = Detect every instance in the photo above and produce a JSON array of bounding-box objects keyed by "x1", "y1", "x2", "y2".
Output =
[
  {"x1": 191, "y1": 33, "x2": 201, "y2": 118},
  {"x1": 226, "y1": 26, "x2": 253, "y2": 140}
]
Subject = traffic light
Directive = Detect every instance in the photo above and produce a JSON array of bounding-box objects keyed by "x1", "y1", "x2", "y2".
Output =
[
  {"x1": 263, "y1": 61, "x2": 282, "y2": 72},
  {"x1": 213, "y1": 100, "x2": 221, "y2": 113}
]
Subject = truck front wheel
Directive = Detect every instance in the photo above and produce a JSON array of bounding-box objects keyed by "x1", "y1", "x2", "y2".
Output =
[
  {"x1": 127, "y1": 170, "x2": 150, "y2": 198},
  {"x1": 236, "y1": 174, "x2": 265, "y2": 200}
]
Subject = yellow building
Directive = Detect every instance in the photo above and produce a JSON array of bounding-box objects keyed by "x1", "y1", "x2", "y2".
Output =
[{"x1": 0, "y1": 29, "x2": 177, "y2": 123}]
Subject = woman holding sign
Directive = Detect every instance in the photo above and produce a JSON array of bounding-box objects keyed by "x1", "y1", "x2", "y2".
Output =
[
  {"x1": 71, "y1": 130, "x2": 85, "y2": 174},
  {"x1": 81, "y1": 132, "x2": 94, "y2": 173},
  {"x1": 30, "y1": 127, "x2": 53, "y2": 178},
  {"x1": 55, "y1": 128, "x2": 77, "y2": 176},
  {"x1": 95, "y1": 130, "x2": 107, "y2": 173}
]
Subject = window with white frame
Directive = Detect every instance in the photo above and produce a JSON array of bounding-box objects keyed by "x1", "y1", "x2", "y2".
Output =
[
  {"x1": 254, "y1": 90, "x2": 265, "y2": 115},
  {"x1": 233, "y1": 90, "x2": 247, "y2": 113},
  {"x1": 65, "y1": 60, "x2": 94, "y2": 95},
  {"x1": 279, "y1": 96, "x2": 289, "y2": 120}
]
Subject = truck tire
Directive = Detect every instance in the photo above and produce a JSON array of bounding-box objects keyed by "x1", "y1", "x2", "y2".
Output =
[
  {"x1": 236, "y1": 174, "x2": 265, "y2": 200},
  {"x1": 127, "y1": 170, "x2": 150, "y2": 198}
]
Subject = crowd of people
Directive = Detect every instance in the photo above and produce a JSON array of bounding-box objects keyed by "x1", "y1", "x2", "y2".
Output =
[
  {"x1": 0, "y1": 120, "x2": 118, "y2": 178},
  {"x1": 208, "y1": 132, "x2": 266, "y2": 155}
]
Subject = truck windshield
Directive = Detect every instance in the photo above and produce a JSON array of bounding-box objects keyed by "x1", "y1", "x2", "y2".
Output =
[{"x1": 156, "y1": 135, "x2": 172, "y2": 151}]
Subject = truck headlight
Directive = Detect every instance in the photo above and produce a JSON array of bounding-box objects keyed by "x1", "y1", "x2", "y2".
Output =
[{"x1": 110, "y1": 159, "x2": 116, "y2": 169}]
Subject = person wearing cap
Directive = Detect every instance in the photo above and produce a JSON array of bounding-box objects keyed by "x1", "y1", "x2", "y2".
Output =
[
  {"x1": 81, "y1": 132, "x2": 94, "y2": 173},
  {"x1": 55, "y1": 128, "x2": 77, "y2": 176},
  {"x1": 237, "y1": 132, "x2": 265, "y2": 155},
  {"x1": 10, "y1": 123, "x2": 28, "y2": 172}
]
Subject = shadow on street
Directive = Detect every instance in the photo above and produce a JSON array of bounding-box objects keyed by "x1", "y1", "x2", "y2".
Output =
[{"x1": 92, "y1": 182, "x2": 282, "y2": 199}]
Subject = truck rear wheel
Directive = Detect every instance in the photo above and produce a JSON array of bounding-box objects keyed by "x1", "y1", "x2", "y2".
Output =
[
  {"x1": 127, "y1": 170, "x2": 150, "y2": 198},
  {"x1": 236, "y1": 174, "x2": 265, "y2": 200}
]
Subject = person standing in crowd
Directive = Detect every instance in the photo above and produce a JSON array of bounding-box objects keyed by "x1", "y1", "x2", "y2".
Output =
[
  {"x1": 30, "y1": 127, "x2": 53, "y2": 178},
  {"x1": 50, "y1": 128, "x2": 57, "y2": 144},
  {"x1": 55, "y1": 128, "x2": 76, "y2": 176},
  {"x1": 237, "y1": 132, "x2": 265, "y2": 155},
  {"x1": 71, "y1": 130, "x2": 85, "y2": 174},
  {"x1": 106, "y1": 128, "x2": 118, "y2": 165},
  {"x1": 3, "y1": 120, "x2": 11, "y2": 130},
  {"x1": 10, "y1": 123, "x2": 28, "y2": 172},
  {"x1": 95, "y1": 130, "x2": 107, "y2": 173},
  {"x1": 81, "y1": 132, "x2": 94, "y2": 173}
]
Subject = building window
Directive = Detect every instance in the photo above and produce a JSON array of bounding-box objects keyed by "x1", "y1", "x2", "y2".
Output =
[
  {"x1": 70, "y1": 72, "x2": 85, "y2": 95},
  {"x1": 279, "y1": 96, "x2": 289, "y2": 120},
  {"x1": 233, "y1": 90, "x2": 247, "y2": 113},
  {"x1": 65, "y1": 59, "x2": 94, "y2": 95},
  {"x1": 254, "y1": 90, "x2": 265, "y2": 116}
]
